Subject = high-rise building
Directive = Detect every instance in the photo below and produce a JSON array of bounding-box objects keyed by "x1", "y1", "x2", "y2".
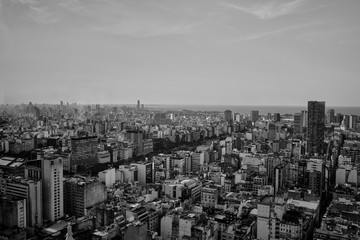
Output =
[
  {"x1": 234, "y1": 113, "x2": 241, "y2": 122},
  {"x1": 250, "y1": 110, "x2": 259, "y2": 122},
  {"x1": 64, "y1": 177, "x2": 107, "y2": 218},
  {"x1": 257, "y1": 196, "x2": 286, "y2": 240},
  {"x1": 70, "y1": 136, "x2": 98, "y2": 172},
  {"x1": 335, "y1": 113, "x2": 343, "y2": 124},
  {"x1": 0, "y1": 196, "x2": 27, "y2": 228},
  {"x1": 307, "y1": 101, "x2": 325, "y2": 156},
  {"x1": 191, "y1": 151, "x2": 205, "y2": 173},
  {"x1": 326, "y1": 109, "x2": 335, "y2": 124},
  {"x1": 3, "y1": 177, "x2": 43, "y2": 227},
  {"x1": 349, "y1": 115, "x2": 358, "y2": 130},
  {"x1": 137, "y1": 100, "x2": 140, "y2": 112},
  {"x1": 130, "y1": 162, "x2": 154, "y2": 185},
  {"x1": 274, "y1": 113, "x2": 281, "y2": 122},
  {"x1": 293, "y1": 113, "x2": 301, "y2": 134},
  {"x1": 126, "y1": 130, "x2": 144, "y2": 155},
  {"x1": 306, "y1": 158, "x2": 324, "y2": 196},
  {"x1": 274, "y1": 162, "x2": 289, "y2": 196},
  {"x1": 268, "y1": 123, "x2": 276, "y2": 141},
  {"x1": 42, "y1": 156, "x2": 64, "y2": 222},
  {"x1": 300, "y1": 110, "x2": 308, "y2": 136},
  {"x1": 224, "y1": 110, "x2": 232, "y2": 123}
]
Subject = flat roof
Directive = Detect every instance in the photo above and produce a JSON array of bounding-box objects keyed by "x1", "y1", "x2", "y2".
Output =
[
  {"x1": 288, "y1": 199, "x2": 319, "y2": 210},
  {"x1": 0, "y1": 159, "x2": 11, "y2": 166}
]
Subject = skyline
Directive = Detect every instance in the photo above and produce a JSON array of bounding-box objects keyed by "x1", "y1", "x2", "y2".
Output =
[{"x1": 1, "y1": 0, "x2": 360, "y2": 106}]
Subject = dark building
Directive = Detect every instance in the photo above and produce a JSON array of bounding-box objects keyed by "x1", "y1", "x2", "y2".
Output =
[
  {"x1": 294, "y1": 113, "x2": 301, "y2": 134},
  {"x1": 70, "y1": 136, "x2": 98, "y2": 172},
  {"x1": 137, "y1": 100, "x2": 140, "y2": 112},
  {"x1": 0, "y1": 196, "x2": 26, "y2": 228},
  {"x1": 224, "y1": 110, "x2": 232, "y2": 123},
  {"x1": 250, "y1": 110, "x2": 259, "y2": 122},
  {"x1": 153, "y1": 113, "x2": 167, "y2": 125},
  {"x1": 274, "y1": 113, "x2": 281, "y2": 122},
  {"x1": 335, "y1": 113, "x2": 343, "y2": 124},
  {"x1": 307, "y1": 101, "x2": 325, "y2": 156},
  {"x1": 326, "y1": 109, "x2": 335, "y2": 124},
  {"x1": 126, "y1": 130, "x2": 144, "y2": 156},
  {"x1": 64, "y1": 177, "x2": 107, "y2": 218}
]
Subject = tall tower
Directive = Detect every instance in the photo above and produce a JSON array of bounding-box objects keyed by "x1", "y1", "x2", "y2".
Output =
[
  {"x1": 70, "y1": 136, "x2": 98, "y2": 172},
  {"x1": 126, "y1": 129, "x2": 144, "y2": 156},
  {"x1": 42, "y1": 156, "x2": 64, "y2": 222},
  {"x1": 307, "y1": 101, "x2": 325, "y2": 156},
  {"x1": 250, "y1": 110, "x2": 259, "y2": 122},
  {"x1": 326, "y1": 109, "x2": 335, "y2": 124},
  {"x1": 224, "y1": 109, "x2": 232, "y2": 123},
  {"x1": 293, "y1": 113, "x2": 301, "y2": 134},
  {"x1": 137, "y1": 100, "x2": 140, "y2": 112}
]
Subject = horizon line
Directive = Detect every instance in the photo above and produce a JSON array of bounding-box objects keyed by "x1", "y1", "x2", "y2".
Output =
[{"x1": 1, "y1": 102, "x2": 359, "y2": 108}]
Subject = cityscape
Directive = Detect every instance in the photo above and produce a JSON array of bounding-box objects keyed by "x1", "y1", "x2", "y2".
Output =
[
  {"x1": 1, "y1": 0, "x2": 360, "y2": 240},
  {"x1": 0, "y1": 100, "x2": 360, "y2": 240}
]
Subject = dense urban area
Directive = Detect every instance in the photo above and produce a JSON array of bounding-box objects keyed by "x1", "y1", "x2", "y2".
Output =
[{"x1": 0, "y1": 100, "x2": 359, "y2": 240}]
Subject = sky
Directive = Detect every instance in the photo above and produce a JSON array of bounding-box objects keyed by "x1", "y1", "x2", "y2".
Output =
[{"x1": 0, "y1": 0, "x2": 360, "y2": 106}]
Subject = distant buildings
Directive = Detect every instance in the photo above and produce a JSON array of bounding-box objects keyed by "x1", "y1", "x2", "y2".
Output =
[{"x1": 1, "y1": 100, "x2": 359, "y2": 239}]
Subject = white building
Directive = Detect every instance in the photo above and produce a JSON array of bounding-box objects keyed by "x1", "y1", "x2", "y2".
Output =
[
  {"x1": 42, "y1": 156, "x2": 64, "y2": 222},
  {"x1": 98, "y1": 168, "x2": 116, "y2": 188},
  {"x1": 257, "y1": 196, "x2": 286, "y2": 240},
  {"x1": 118, "y1": 165, "x2": 138, "y2": 183},
  {"x1": 130, "y1": 162, "x2": 154, "y2": 185}
]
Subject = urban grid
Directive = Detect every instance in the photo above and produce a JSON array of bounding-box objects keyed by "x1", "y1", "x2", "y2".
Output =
[{"x1": 0, "y1": 100, "x2": 359, "y2": 240}]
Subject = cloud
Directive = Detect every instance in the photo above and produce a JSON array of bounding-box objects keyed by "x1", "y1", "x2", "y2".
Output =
[
  {"x1": 27, "y1": 5, "x2": 60, "y2": 24},
  {"x1": 296, "y1": 28, "x2": 360, "y2": 45},
  {"x1": 225, "y1": 21, "x2": 322, "y2": 42},
  {"x1": 221, "y1": 0, "x2": 305, "y2": 19},
  {"x1": 0, "y1": 0, "x2": 10, "y2": 42},
  {"x1": 92, "y1": 20, "x2": 203, "y2": 37}
]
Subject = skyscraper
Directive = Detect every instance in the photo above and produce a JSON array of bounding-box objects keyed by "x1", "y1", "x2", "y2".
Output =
[
  {"x1": 250, "y1": 110, "x2": 259, "y2": 122},
  {"x1": 326, "y1": 109, "x2": 335, "y2": 124},
  {"x1": 137, "y1": 100, "x2": 140, "y2": 112},
  {"x1": 307, "y1": 101, "x2": 325, "y2": 156},
  {"x1": 293, "y1": 113, "x2": 301, "y2": 134},
  {"x1": 42, "y1": 156, "x2": 64, "y2": 222},
  {"x1": 224, "y1": 109, "x2": 232, "y2": 123},
  {"x1": 126, "y1": 129, "x2": 144, "y2": 156},
  {"x1": 70, "y1": 135, "x2": 98, "y2": 172},
  {"x1": 274, "y1": 113, "x2": 281, "y2": 122}
]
